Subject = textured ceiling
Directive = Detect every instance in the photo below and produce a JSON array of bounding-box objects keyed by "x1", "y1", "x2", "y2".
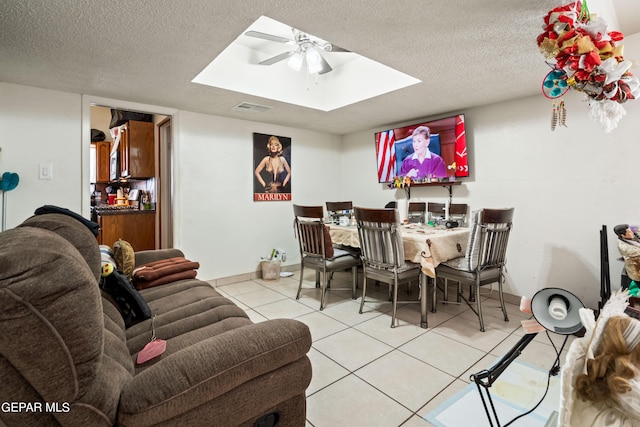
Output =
[{"x1": 1, "y1": 0, "x2": 637, "y2": 135}]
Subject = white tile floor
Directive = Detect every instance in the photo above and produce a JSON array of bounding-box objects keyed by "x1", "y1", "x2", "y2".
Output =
[{"x1": 213, "y1": 269, "x2": 573, "y2": 427}]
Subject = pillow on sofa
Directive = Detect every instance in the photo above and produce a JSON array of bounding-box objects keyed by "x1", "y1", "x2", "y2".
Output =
[
  {"x1": 100, "y1": 269, "x2": 151, "y2": 327},
  {"x1": 113, "y1": 239, "x2": 135, "y2": 280}
]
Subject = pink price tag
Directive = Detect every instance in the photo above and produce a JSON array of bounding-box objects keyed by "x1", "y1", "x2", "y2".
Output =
[{"x1": 137, "y1": 339, "x2": 167, "y2": 364}]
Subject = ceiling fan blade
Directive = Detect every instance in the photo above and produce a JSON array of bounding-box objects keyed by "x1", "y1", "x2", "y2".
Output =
[
  {"x1": 259, "y1": 51, "x2": 295, "y2": 65},
  {"x1": 317, "y1": 55, "x2": 333, "y2": 75},
  {"x1": 245, "y1": 30, "x2": 293, "y2": 44},
  {"x1": 325, "y1": 43, "x2": 351, "y2": 53}
]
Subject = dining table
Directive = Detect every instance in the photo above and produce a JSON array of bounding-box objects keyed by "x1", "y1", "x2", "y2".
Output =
[{"x1": 328, "y1": 223, "x2": 470, "y2": 328}]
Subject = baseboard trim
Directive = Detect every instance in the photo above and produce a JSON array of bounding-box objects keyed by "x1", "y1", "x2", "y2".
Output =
[{"x1": 209, "y1": 263, "x2": 301, "y2": 288}]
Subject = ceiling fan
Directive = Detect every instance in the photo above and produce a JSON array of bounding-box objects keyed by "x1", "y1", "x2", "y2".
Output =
[{"x1": 244, "y1": 29, "x2": 350, "y2": 75}]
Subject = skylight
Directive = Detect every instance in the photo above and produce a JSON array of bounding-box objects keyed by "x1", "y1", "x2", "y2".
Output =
[{"x1": 192, "y1": 16, "x2": 421, "y2": 112}]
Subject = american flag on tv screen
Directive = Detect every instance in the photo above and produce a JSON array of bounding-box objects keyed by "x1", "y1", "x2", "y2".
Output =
[{"x1": 376, "y1": 130, "x2": 395, "y2": 182}]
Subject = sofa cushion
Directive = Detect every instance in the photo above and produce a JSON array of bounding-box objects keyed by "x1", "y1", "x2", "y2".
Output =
[
  {"x1": 118, "y1": 319, "x2": 311, "y2": 426},
  {"x1": 126, "y1": 295, "x2": 250, "y2": 356},
  {"x1": 34, "y1": 204, "x2": 100, "y2": 236},
  {"x1": 0, "y1": 227, "x2": 128, "y2": 410},
  {"x1": 19, "y1": 212, "x2": 102, "y2": 280}
]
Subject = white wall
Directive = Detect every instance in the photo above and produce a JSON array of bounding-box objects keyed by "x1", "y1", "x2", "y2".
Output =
[
  {"x1": 172, "y1": 111, "x2": 343, "y2": 279},
  {"x1": 341, "y1": 86, "x2": 640, "y2": 309},
  {"x1": 0, "y1": 83, "x2": 82, "y2": 225}
]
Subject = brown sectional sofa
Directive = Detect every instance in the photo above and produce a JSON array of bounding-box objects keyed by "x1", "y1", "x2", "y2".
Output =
[{"x1": 0, "y1": 212, "x2": 312, "y2": 426}]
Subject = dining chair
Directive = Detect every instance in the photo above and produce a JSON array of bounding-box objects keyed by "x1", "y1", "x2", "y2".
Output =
[
  {"x1": 326, "y1": 201, "x2": 353, "y2": 224},
  {"x1": 428, "y1": 202, "x2": 468, "y2": 226},
  {"x1": 293, "y1": 204, "x2": 360, "y2": 310},
  {"x1": 427, "y1": 202, "x2": 446, "y2": 224},
  {"x1": 434, "y1": 208, "x2": 515, "y2": 332},
  {"x1": 407, "y1": 202, "x2": 426, "y2": 224},
  {"x1": 448, "y1": 203, "x2": 468, "y2": 226},
  {"x1": 354, "y1": 206, "x2": 424, "y2": 328}
]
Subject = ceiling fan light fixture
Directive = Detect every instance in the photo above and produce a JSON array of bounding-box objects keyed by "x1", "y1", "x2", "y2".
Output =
[
  {"x1": 287, "y1": 51, "x2": 304, "y2": 71},
  {"x1": 305, "y1": 47, "x2": 323, "y2": 74}
]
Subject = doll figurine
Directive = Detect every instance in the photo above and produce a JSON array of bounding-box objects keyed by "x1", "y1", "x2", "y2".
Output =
[{"x1": 559, "y1": 290, "x2": 640, "y2": 426}]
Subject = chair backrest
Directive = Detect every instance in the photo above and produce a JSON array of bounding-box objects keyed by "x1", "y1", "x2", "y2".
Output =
[
  {"x1": 407, "y1": 202, "x2": 426, "y2": 223},
  {"x1": 427, "y1": 202, "x2": 445, "y2": 223},
  {"x1": 326, "y1": 201, "x2": 352, "y2": 212},
  {"x1": 449, "y1": 203, "x2": 467, "y2": 216},
  {"x1": 427, "y1": 202, "x2": 468, "y2": 225},
  {"x1": 326, "y1": 201, "x2": 353, "y2": 222},
  {"x1": 449, "y1": 203, "x2": 468, "y2": 225},
  {"x1": 408, "y1": 202, "x2": 426, "y2": 213},
  {"x1": 465, "y1": 208, "x2": 514, "y2": 271},
  {"x1": 354, "y1": 207, "x2": 405, "y2": 270},
  {"x1": 293, "y1": 204, "x2": 332, "y2": 259}
]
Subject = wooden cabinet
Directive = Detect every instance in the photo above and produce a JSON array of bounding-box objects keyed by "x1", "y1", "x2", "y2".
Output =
[
  {"x1": 93, "y1": 141, "x2": 112, "y2": 183},
  {"x1": 96, "y1": 212, "x2": 156, "y2": 251},
  {"x1": 117, "y1": 120, "x2": 155, "y2": 179}
]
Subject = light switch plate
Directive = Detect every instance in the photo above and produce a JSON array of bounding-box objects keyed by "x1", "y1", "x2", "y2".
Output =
[{"x1": 38, "y1": 164, "x2": 53, "y2": 180}]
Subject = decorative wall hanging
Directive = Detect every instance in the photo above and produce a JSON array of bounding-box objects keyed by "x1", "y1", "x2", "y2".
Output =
[
  {"x1": 0, "y1": 171, "x2": 20, "y2": 231},
  {"x1": 253, "y1": 133, "x2": 292, "y2": 201},
  {"x1": 537, "y1": 1, "x2": 640, "y2": 132}
]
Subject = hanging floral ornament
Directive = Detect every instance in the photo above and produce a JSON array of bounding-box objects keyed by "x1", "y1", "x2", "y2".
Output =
[{"x1": 536, "y1": 0, "x2": 640, "y2": 132}]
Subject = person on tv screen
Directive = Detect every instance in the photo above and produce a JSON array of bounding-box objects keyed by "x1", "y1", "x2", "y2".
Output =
[{"x1": 399, "y1": 126, "x2": 447, "y2": 179}]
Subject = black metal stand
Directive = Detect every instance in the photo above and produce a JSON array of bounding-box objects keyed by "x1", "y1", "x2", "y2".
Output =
[
  {"x1": 470, "y1": 333, "x2": 537, "y2": 427},
  {"x1": 471, "y1": 331, "x2": 568, "y2": 427},
  {"x1": 599, "y1": 225, "x2": 611, "y2": 312}
]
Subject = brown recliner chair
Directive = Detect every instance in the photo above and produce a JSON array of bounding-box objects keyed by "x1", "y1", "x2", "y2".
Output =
[{"x1": 0, "y1": 212, "x2": 312, "y2": 426}]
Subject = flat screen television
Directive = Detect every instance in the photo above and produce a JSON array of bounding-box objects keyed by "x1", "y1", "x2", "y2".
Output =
[{"x1": 374, "y1": 114, "x2": 468, "y2": 183}]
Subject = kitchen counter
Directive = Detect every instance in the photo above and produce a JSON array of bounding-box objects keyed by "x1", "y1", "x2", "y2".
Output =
[
  {"x1": 92, "y1": 205, "x2": 156, "y2": 215},
  {"x1": 93, "y1": 207, "x2": 156, "y2": 250}
]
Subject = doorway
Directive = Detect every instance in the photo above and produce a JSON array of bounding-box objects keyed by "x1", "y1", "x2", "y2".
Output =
[
  {"x1": 158, "y1": 117, "x2": 173, "y2": 248},
  {"x1": 83, "y1": 96, "x2": 176, "y2": 249}
]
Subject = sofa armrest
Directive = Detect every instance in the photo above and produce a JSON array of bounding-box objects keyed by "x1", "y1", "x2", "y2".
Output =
[
  {"x1": 134, "y1": 248, "x2": 185, "y2": 267},
  {"x1": 118, "y1": 318, "x2": 312, "y2": 423}
]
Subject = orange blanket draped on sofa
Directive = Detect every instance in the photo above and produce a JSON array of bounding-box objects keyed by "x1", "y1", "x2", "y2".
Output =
[{"x1": 133, "y1": 257, "x2": 200, "y2": 290}]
